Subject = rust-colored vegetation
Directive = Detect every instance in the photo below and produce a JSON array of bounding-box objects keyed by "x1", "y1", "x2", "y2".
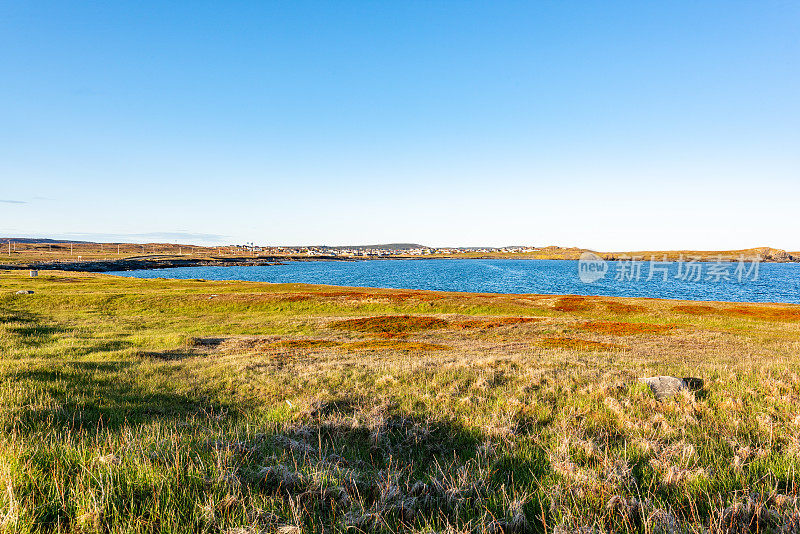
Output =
[
  {"x1": 603, "y1": 301, "x2": 647, "y2": 314},
  {"x1": 451, "y1": 317, "x2": 542, "y2": 329},
  {"x1": 552, "y1": 296, "x2": 595, "y2": 312},
  {"x1": 671, "y1": 304, "x2": 800, "y2": 322},
  {"x1": 539, "y1": 336, "x2": 623, "y2": 351},
  {"x1": 382, "y1": 290, "x2": 443, "y2": 303},
  {"x1": 577, "y1": 321, "x2": 677, "y2": 336},
  {"x1": 331, "y1": 314, "x2": 542, "y2": 336},
  {"x1": 672, "y1": 305, "x2": 717, "y2": 315},
  {"x1": 330, "y1": 315, "x2": 449, "y2": 335},
  {"x1": 277, "y1": 290, "x2": 391, "y2": 302}
]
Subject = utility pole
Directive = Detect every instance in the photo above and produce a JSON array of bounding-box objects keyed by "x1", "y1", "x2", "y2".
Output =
[
  {"x1": 118, "y1": 244, "x2": 120, "y2": 255},
  {"x1": 70, "y1": 243, "x2": 73, "y2": 255}
]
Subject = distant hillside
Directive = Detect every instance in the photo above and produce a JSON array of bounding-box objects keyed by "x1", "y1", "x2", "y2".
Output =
[
  {"x1": 320, "y1": 243, "x2": 429, "y2": 251},
  {"x1": 600, "y1": 247, "x2": 796, "y2": 262},
  {"x1": 463, "y1": 246, "x2": 797, "y2": 262},
  {"x1": 0, "y1": 237, "x2": 90, "y2": 244}
]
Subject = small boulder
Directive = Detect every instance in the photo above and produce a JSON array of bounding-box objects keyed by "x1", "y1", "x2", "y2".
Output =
[
  {"x1": 15, "y1": 290, "x2": 34, "y2": 295},
  {"x1": 640, "y1": 376, "x2": 703, "y2": 400}
]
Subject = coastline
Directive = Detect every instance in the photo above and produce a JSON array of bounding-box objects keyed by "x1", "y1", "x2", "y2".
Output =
[
  {"x1": 0, "y1": 254, "x2": 353, "y2": 272},
  {"x1": 1, "y1": 247, "x2": 798, "y2": 273},
  {"x1": 6, "y1": 268, "x2": 800, "y2": 308}
]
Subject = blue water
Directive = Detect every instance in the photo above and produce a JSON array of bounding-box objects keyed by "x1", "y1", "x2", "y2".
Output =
[{"x1": 108, "y1": 259, "x2": 800, "y2": 304}]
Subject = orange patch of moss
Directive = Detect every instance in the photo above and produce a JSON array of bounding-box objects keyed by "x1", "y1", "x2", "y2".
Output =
[
  {"x1": 553, "y1": 296, "x2": 595, "y2": 312},
  {"x1": 452, "y1": 317, "x2": 542, "y2": 329},
  {"x1": 330, "y1": 315, "x2": 449, "y2": 334},
  {"x1": 540, "y1": 337, "x2": 623, "y2": 351},
  {"x1": 671, "y1": 304, "x2": 716, "y2": 315},
  {"x1": 383, "y1": 291, "x2": 443, "y2": 303},
  {"x1": 577, "y1": 321, "x2": 677, "y2": 335},
  {"x1": 603, "y1": 301, "x2": 647, "y2": 314},
  {"x1": 277, "y1": 290, "x2": 384, "y2": 301},
  {"x1": 370, "y1": 331, "x2": 412, "y2": 339}
]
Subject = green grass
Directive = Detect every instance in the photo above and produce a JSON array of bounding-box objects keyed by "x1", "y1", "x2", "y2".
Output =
[{"x1": 1, "y1": 271, "x2": 799, "y2": 533}]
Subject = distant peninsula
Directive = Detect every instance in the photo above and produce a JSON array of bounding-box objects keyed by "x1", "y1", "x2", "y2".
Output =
[{"x1": 0, "y1": 239, "x2": 797, "y2": 272}]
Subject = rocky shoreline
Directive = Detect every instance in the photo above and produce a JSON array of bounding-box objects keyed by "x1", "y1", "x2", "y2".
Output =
[{"x1": 0, "y1": 255, "x2": 352, "y2": 273}]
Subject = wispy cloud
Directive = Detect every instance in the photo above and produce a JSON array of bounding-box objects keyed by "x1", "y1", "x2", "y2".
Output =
[{"x1": 0, "y1": 199, "x2": 27, "y2": 204}]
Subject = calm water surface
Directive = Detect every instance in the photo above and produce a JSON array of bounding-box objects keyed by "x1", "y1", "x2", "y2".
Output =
[{"x1": 108, "y1": 259, "x2": 800, "y2": 304}]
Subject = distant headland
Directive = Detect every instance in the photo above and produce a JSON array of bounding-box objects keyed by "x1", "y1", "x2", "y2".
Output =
[{"x1": 0, "y1": 238, "x2": 797, "y2": 272}]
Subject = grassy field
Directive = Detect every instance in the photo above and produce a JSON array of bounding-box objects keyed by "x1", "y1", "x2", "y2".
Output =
[{"x1": 1, "y1": 270, "x2": 799, "y2": 533}]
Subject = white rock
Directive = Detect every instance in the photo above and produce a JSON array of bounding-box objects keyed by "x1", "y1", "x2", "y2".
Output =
[{"x1": 639, "y1": 376, "x2": 702, "y2": 400}]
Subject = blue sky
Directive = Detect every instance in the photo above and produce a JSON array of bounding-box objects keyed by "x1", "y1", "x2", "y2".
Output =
[{"x1": 1, "y1": 1, "x2": 798, "y2": 249}]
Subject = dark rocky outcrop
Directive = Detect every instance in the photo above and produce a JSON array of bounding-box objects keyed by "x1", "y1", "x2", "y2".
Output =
[{"x1": 0, "y1": 255, "x2": 355, "y2": 273}]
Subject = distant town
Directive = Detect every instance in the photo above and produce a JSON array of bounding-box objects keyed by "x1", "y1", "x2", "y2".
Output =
[
  {"x1": 1, "y1": 239, "x2": 797, "y2": 268},
  {"x1": 234, "y1": 243, "x2": 539, "y2": 257}
]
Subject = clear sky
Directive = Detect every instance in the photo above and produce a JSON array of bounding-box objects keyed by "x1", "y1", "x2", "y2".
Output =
[{"x1": 1, "y1": 1, "x2": 798, "y2": 250}]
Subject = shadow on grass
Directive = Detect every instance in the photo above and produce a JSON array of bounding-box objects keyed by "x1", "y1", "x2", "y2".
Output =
[
  {"x1": 137, "y1": 349, "x2": 196, "y2": 361},
  {"x1": 188, "y1": 336, "x2": 226, "y2": 348},
  {"x1": 8, "y1": 324, "x2": 71, "y2": 346},
  {"x1": 66, "y1": 339, "x2": 135, "y2": 357},
  {"x1": 9, "y1": 361, "x2": 234, "y2": 433},
  {"x1": 0, "y1": 309, "x2": 38, "y2": 324},
  {"x1": 220, "y1": 397, "x2": 553, "y2": 532},
  {"x1": 1, "y1": 307, "x2": 69, "y2": 345},
  {"x1": 10, "y1": 391, "x2": 555, "y2": 533}
]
